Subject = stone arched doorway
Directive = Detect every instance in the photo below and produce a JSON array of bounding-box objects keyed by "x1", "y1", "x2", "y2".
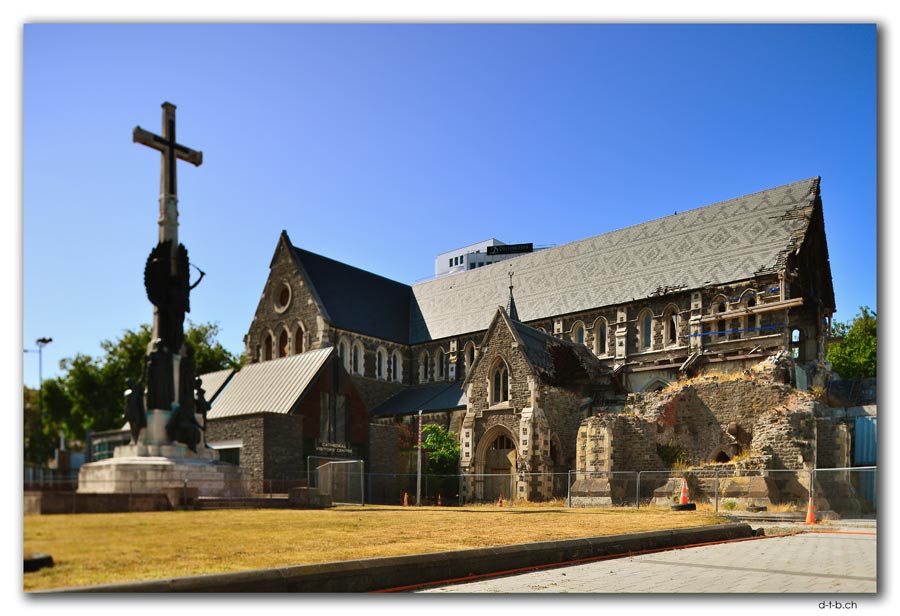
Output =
[{"x1": 474, "y1": 425, "x2": 517, "y2": 502}]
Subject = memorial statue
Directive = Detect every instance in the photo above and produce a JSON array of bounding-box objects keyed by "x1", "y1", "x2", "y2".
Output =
[
  {"x1": 178, "y1": 342, "x2": 197, "y2": 416},
  {"x1": 144, "y1": 339, "x2": 174, "y2": 411},
  {"x1": 133, "y1": 102, "x2": 206, "y2": 452},
  {"x1": 144, "y1": 240, "x2": 204, "y2": 353},
  {"x1": 194, "y1": 376, "x2": 211, "y2": 444},
  {"x1": 124, "y1": 378, "x2": 146, "y2": 444},
  {"x1": 166, "y1": 402, "x2": 202, "y2": 453}
]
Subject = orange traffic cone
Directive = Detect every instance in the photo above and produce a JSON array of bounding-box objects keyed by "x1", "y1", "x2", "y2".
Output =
[
  {"x1": 679, "y1": 479, "x2": 689, "y2": 505},
  {"x1": 437, "y1": 494, "x2": 442, "y2": 507},
  {"x1": 403, "y1": 492, "x2": 409, "y2": 507},
  {"x1": 805, "y1": 496, "x2": 817, "y2": 524},
  {"x1": 498, "y1": 493, "x2": 504, "y2": 507}
]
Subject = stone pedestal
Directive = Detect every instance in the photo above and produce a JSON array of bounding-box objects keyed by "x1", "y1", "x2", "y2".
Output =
[
  {"x1": 145, "y1": 409, "x2": 173, "y2": 445},
  {"x1": 77, "y1": 410, "x2": 249, "y2": 498},
  {"x1": 78, "y1": 453, "x2": 248, "y2": 497}
]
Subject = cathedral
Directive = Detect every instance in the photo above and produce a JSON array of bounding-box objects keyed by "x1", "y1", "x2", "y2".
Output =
[{"x1": 204, "y1": 176, "x2": 836, "y2": 501}]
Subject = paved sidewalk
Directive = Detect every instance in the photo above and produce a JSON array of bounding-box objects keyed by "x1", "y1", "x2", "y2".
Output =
[{"x1": 421, "y1": 523, "x2": 877, "y2": 593}]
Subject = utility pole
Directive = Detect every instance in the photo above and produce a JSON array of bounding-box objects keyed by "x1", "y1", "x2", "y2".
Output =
[
  {"x1": 417, "y1": 410, "x2": 423, "y2": 506},
  {"x1": 24, "y1": 337, "x2": 53, "y2": 459}
]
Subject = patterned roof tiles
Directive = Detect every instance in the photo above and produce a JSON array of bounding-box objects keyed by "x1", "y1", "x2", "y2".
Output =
[{"x1": 409, "y1": 177, "x2": 820, "y2": 342}]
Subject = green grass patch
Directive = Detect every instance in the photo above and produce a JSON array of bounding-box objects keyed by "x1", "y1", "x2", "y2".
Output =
[{"x1": 24, "y1": 504, "x2": 728, "y2": 591}]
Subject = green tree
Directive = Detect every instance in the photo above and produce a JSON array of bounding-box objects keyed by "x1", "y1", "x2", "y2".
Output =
[
  {"x1": 26, "y1": 321, "x2": 241, "y2": 463},
  {"x1": 23, "y1": 386, "x2": 54, "y2": 465},
  {"x1": 827, "y1": 306, "x2": 877, "y2": 378},
  {"x1": 420, "y1": 424, "x2": 461, "y2": 501},
  {"x1": 421, "y1": 424, "x2": 461, "y2": 475}
]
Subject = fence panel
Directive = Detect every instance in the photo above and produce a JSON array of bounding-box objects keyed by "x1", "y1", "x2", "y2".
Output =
[{"x1": 24, "y1": 466, "x2": 877, "y2": 518}]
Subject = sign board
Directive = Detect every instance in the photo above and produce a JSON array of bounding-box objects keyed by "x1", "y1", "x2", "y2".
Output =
[{"x1": 487, "y1": 243, "x2": 533, "y2": 256}]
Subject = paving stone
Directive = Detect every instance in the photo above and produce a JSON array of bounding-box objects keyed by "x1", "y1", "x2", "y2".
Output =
[{"x1": 420, "y1": 524, "x2": 876, "y2": 594}]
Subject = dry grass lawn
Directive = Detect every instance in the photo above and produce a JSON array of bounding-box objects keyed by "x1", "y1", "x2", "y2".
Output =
[{"x1": 24, "y1": 504, "x2": 727, "y2": 591}]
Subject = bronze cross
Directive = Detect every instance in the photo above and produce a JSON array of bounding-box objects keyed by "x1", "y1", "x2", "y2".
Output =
[{"x1": 133, "y1": 102, "x2": 203, "y2": 198}]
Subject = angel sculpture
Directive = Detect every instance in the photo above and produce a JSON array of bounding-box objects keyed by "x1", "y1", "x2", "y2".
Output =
[{"x1": 124, "y1": 378, "x2": 146, "y2": 445}]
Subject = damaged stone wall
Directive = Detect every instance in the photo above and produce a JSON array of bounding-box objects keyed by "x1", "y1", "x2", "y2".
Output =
[
  {"x1": 576, "y1": 413, "x2": 665, "y2": 474},
  {"x1": 577, "y1": 360, "x2": 823, "y2": 476}
]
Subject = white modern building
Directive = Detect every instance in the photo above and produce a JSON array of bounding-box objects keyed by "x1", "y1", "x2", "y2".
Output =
[{"x1": 434, "y1": 238, "x2": 535, "y2": 278}]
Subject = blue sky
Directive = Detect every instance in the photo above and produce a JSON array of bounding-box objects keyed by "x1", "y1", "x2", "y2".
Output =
[{"x1": 21, "y1": 23, "x2": 877, "y2": 387}]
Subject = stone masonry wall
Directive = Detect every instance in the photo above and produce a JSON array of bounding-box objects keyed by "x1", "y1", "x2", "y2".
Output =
[
  {"x1": 262, "y1": 414, "x2": 304, "y2": 480},
  {"x1": 626, "y1": 376, "x2": 817, "y2": 466},
  {"x1": 468, "y1": 319, "x2": 532, "y2": 415},
  {"x1": 814, "y1": 418, "x2": 851, "y2": 469},
  {"x1": 245, "y1": 240, "x2": 325, "y2": 362},
  {"x1": 540, "y1": 386, "x2": 587, "y2": 468},
  {"x1": 751, "y1": 404, "x2": 817, "y2": 470},
  {"x1": 206, "y1": 415, "x2": 265, "y2": 482},
  {"x1": 578, "y1": 414, "x2": 666, "y2": 474},
  {"x1": 368, "y1": 423, "x2": 402, "y2": 504}
]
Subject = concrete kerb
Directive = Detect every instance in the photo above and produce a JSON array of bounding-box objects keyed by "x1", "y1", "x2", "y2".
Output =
[{"x1": 47, "y1": 523, "x2": 754, "y2": 593}]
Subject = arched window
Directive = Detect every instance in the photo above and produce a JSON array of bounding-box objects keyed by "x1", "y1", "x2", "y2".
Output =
[
  {"x1": 435, "y1": 350, "x2": 446, "y2": 381},
  {"x1": 489, "y1": 434, "x2": 515, "y2": 450},
  {"x1": 663, "y1": 307, "x2": 679, "y2": 347},
  {"x1": 491, "y1": 359, "x2": 510, "y2": 405},
  {"x1": 711, "y1": 295, "x2": 728, "y2": 341},
  {"x1": 419, "y1": 351, "x2": 430, "y2": 383},
  {"x1": 461, "y1": 342, "x2": 475, "y2": 379},
  {"x1": 594, "y1": 319, "x2": 608, "y2": 356},
  {"x1": 278, "y1": 330, "x2": 289, "y2": 357},
  {"x1": 294, "y1": 325, "x2": 305, "y2": 354},
  {"x1": 741, "y1": 291, "x2": 759, "y2": 336},
  {"x1": 352, "y1": 341, "x2": 364, "y2": 375},
  {"x1": 391, "y1": 350, "x2": 403, "y2": 383},
  {"x1": 638, "y1": 310, "x2": 653, "y2": 350},
  {"x1": 572, "y1": 321, "x2": 585, "y2": 345},
  {"x1": 791, "y1": 328, "x2": 802, "y2": 360},
  {"x1": 376, "y1": 347, "x2": 387, "y2": 380},
  {"x1": 643, "y1": 378, "x2": 669, "y2": 392},
  {"x1": 264, "y1": 334, "x2": 273, "y2": 361},
  {"x1": 338, "y1": 339, "x2": 350, "y2": 371}
]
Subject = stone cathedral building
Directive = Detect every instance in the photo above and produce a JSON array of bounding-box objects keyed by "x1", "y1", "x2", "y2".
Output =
[{"x1": 206, "y1": 176, "x2": 837, "y2": 501}]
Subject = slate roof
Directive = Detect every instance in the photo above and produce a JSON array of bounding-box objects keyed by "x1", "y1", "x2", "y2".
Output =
[
  {"x1": 196, "y1": 368, "x2": 235, "y2": 403},
  {"x1": 370, "y1": 381, "x2": 467, "y2": 417},
  {"x1": 498, "y1": 307, "x2": 608, "y2": 386},
  {"x1": 290, "y1": 246, "x2": 412, "y2": 344},
  {"x1": 283, "y1": 177, "x2": 822, "y2": 345},
  {"x1": 409, "y1": 177, "x2": 822, "y2": 342},
  {"x1": 208, "y1": 348, "x2": 332, "y2": 419}
]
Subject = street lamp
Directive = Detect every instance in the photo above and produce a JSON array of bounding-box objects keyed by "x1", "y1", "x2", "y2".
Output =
[{"x1": 24, "y1": 337, "x2": 53, "y2": 457}]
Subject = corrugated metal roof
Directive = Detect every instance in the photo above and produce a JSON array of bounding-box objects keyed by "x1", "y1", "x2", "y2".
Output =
[
  {"x1": 196, "y1": 368, "x2": 235, "y2": 403},
  {"x1": 208, "y1": 348, "x2": 332, "y2": 420},
  {"x1": 409, "y1": 177, "x2": 821, "y2": 342}
]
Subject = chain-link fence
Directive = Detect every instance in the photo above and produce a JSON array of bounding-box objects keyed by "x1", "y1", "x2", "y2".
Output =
[
  {"x1": 567, "y1": 466, "x2": 877, "y2": 517},
  {"x1": 315, "y1": 460, "x2": 365, "y2": 505},
  {"x1": 24, "y1": 466, "x2": 877, "y2": 518}
]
